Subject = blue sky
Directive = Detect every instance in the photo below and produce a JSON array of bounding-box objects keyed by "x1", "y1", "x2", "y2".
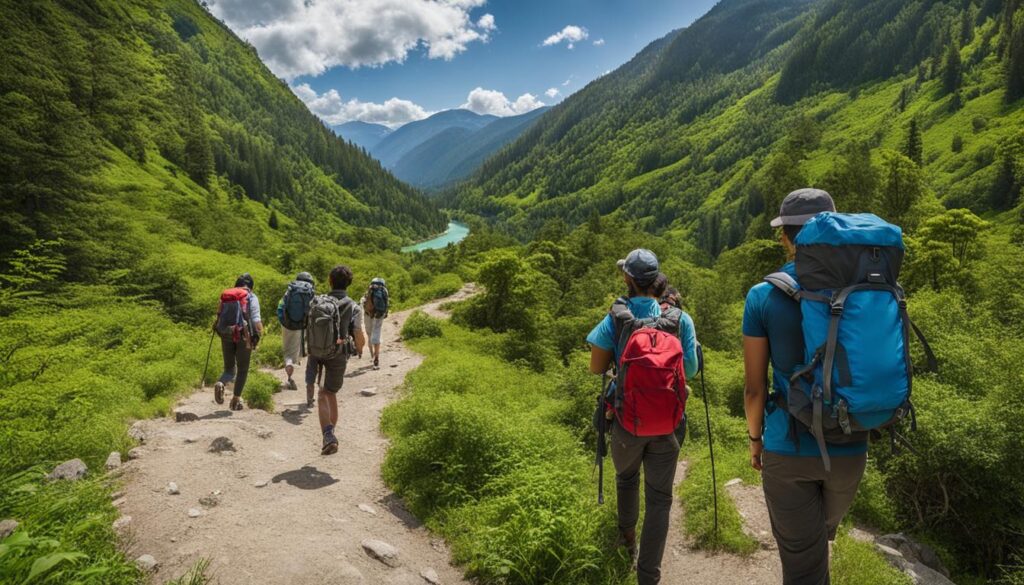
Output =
[{"x1": 207, "y1": 0, "x2": 719, "y2": 127}]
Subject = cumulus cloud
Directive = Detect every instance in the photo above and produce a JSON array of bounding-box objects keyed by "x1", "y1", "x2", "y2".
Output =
[
  {"x1": 462, "y1": 87, "x2": 545, "y2": 116},
  {"x1": 207, "y1": 0, "x2": 495, "y2": 80},
  {"x1": 542, "y1": 25, "x2": 588, "y2": 49},
  {"x1": 545, "y1": 87, "x2": 560, "y2": 98},
  {"x1": 593, "y1": 38, "x2": 605, "y2": 46},
  {"x1": 292, "y1": 83, "x2": 430, "y2": 127}
]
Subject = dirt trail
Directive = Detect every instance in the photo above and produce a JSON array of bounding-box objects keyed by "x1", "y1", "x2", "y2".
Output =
[{"x1": 120, "y1": 286, "x2": 476, "y2": 584}]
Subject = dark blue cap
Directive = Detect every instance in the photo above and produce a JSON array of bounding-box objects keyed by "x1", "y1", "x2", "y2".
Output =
[{"x1": 617, "y1": 249, "x2": 659, "y2": 286}]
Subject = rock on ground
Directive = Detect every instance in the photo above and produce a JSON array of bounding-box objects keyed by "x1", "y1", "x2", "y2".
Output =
[
  {"x1": 875, "y1": 533, "x2": 955, "y2": 585},
  {"x1": 187, "y1": 508, "x2": 202, "y2": 518},
  {"x1": 112, "y1": 516, "x2": 132, "y2": 533},
  {"x1": 105, "y1": 452, "x2": 122, "y2": 470},
  {"x1": 0, "y1": 519, "x2": 19, "y2": 539},
  {"x1": 208, "y1": 437, "x2": 235, "y2": 453},
  {"x1": 128, "y1": 447, "x2": 144, "y2": 460},
  {"x1": 421, "y1": 568, "x2": 441, "y2": 584},
  {"x1": 199, "y1": 493, "x2": 220, "y2": 507},
  {"x1": 135, "y1": 554, "x2": 159, "y2": 572},
  {"x1": 362, "y1": 539, "x2": 401, "y2": 567},
  {"x1": 128, "y1": 421, "x2": 146, "y2": 443},
  {"x1": 175, "y1": 410, "x2": 200, "y2": 423},
  {"x1": 360, "y1": 387, "x2": 378, "y2": 396},
  {"x1": 47, "y1": 459, "x2": 87, "y2": 481},
  {"x1": 358, "y1": 503, "x2": 378, "y2": 516},
  {"x1": 166, "y1": 482, "x2": 180, "y2": 495}
]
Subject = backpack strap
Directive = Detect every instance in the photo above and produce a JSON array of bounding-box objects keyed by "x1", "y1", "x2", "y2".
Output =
[{"x1": 764, "y1": 272, "x2": 831, "y2": 304}]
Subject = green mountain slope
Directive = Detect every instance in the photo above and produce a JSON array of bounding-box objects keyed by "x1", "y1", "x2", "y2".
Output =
[{"x1": 452, "y1": 0, "x2": 1024, "y2": 253}]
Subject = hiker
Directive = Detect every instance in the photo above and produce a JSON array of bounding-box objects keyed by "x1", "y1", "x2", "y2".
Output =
[
  {"x1": 277, "y1": 271, "x2": 316, "y2": 396},
  {"x1": 659, "y1": 283, "x2": 682, "y2": 311},
  {"x1": 742, "y1": 189, "x2": 867, "y2": 584},
  {"x1": 588, "y1": 249, "x2": 698, "y2": 585},
  {"x1": 360, "y1": 277, "x2": 389, "y2": 370},
  {"x1": 213, "y1": 273, "x2": 263, "y2": 411},
  {"x1": 305, "y1": 265, "x2": 366, "y2": 455}
]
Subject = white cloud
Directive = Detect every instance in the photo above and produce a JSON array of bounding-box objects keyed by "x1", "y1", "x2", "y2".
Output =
[
  {"x1": 292, "y1": 83, "x2": 430, "y2": 128},
  {"x1": 545, "y1": 87, "x2": 560, "y2": 98},
  {"x1": 562, "y1": 77, "x2": 572, "y2": 87},
  {"x1": 593, "y1": 38, "x2": 605, "y2": 46},
  {"x1": 207, "y1": 0, "x2": 495, "y2": 80},
  {"x1": 542, "y1": 25, "x2": 588, "y2": 49},
  {"x1": 462, "y1": 87, "x2": 545, "y2": 116}
]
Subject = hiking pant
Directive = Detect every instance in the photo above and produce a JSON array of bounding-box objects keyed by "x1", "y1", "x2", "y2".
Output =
[
  {"x1": 282, "y1": 327, "x2": 303, "y2": 368},
  {"x1": 761, "y1": 451, "x2": 868, "y2": 585},
  {"x1": 218, "y1": 337, "x2": 251, "y2": 397},
  {"x1": 304, "y1": 354, "x2": 348, "y2": 393},
  {"x1": 610, "y1": 423, "x2": 680, "y2": 585}
]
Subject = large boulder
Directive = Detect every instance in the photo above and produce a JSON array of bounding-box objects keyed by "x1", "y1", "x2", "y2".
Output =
[{"x1": 47, "y1": 459, "x2": 87, "y2": 481}]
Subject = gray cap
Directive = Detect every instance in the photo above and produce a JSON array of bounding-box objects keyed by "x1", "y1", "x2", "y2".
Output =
[
  {"x1": 296, "y1": 272, "x2": 314, "y2": 284},
  {"x1": 770, "y1": 188, "x2": 836, "y2": 228},
  {"x1": 617, "y1": 249, "x2": 659, "y2": 286}
]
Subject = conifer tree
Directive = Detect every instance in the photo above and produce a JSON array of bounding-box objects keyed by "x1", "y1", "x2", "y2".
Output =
[
  {"x1": 268, "y1": 210, "x2": 279, "y2": 230},
  {"x1": 943, "y1": 41, "x2": 963, "y2": 94},
  {"x1": 1008, "y1": 11, "x2": 1024, "y2": 102},
  {"x1": 903, "y1": 118, "x2": 924, "y2": 166}
]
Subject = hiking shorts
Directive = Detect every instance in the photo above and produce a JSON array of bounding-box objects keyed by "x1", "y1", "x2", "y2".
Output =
[
  {"x1": 304, "y1": 354, "x2": 348, "y2": 393},
  {"x1": 282, "y1": 328, "x2": 303, "y2": 367},
  {"x1": 364, "y1": 314, "x2": 384, "y2": 345},
  {"x1": 761, "y1": 451, "x2": 867, "y2": 585}
]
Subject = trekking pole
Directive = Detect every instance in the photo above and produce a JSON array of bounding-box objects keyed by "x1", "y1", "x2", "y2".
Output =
[
  {"x1": 697, "y1": 343, "x2": 719, "y2": 536},
  {"x1": 596, "y1": 373, "x2": 608, "y2": 505},
  {"x1": 200, "y1": 330, "x2": 215, "y2": 389}
]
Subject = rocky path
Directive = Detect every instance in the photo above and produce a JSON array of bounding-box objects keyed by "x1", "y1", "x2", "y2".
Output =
[{"x1": 119, "y1": 286, "x2": 477, "y2": 584}]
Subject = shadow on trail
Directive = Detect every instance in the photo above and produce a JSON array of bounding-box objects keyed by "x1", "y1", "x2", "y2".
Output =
[
  {"x1": 199, "y1": 411, "x2": 232, "y2": 421},
  {"x1": 378, "y1": 493, "x2": 423, "y2": 529},
  {"x1": 272, "y1": 466, "x2": 338, "y2": 490},
  {"x1": 280, "y1": 407, "x2": 310, "y2": 426},
  {"x1": 346, "y1": 365, "x2": 375, "y2": 378}
]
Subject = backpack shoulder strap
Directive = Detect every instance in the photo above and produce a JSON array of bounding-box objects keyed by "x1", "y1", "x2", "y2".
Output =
[
  {"x1": 609, "y1": 297, "x2": 636, "y2": 356},
  {"x1": 764, "y1": 272, "x2": 801, "y2": 301},
  {"x1": 656, "y1": 306, "x2": 682, "y2": 335}
]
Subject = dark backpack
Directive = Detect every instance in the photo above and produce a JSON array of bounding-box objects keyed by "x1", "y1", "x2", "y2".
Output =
[
  {"x1": 216, "y1": 288, "x2": 252, "y2": 343},
  {"x1": 305, "y1": 294, "x2": 355, "y2": 360},
  {"x1": 368, "y1": 281, "x2": 389, "y2": 319},
  {"x1": 281, "y1": 280, "x2": 315, "y2": 331},
  {"x1": 607, "y1": 298, "x2": 688, "y2": 437},
  {"x1": 765, "y1": 212, "x2": 936, "y2": 470}
]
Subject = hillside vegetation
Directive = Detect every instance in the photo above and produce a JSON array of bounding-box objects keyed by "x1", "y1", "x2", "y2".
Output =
[{"x1": 0, "y1": 0, "x2": 455, "y2": 582}]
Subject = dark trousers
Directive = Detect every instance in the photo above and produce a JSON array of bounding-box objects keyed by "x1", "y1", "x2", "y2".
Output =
[
  {"x1": 218, "y1": 337, "x2": 251, "y2": 397},
  {"x1": 610, "y1": 423, "x2": 680, "y2": 585},
  {"x1": 761, "y1": 451, "x2": 868, "y2": 585}
]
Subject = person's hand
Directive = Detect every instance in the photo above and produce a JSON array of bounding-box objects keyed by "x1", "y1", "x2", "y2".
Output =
[{"x1": 749, "y1": 439, "x2": 764, "y2": 471}]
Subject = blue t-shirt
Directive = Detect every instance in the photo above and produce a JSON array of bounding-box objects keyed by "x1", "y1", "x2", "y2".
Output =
[
  {"x1": 742, "y1": 262, "x2": 867, "y2": 457},
  {"x1": 587, "y1": 297, "x2": 699, "y2": 379}
]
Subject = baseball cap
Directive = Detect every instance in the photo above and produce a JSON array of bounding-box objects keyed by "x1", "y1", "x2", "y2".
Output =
[
  {"x1": 296, "y1": 272, "x2": 314, "y2": 284},
  {"x1": 770, "y1": 188, "x2": 836, "y2": 228},
  {"x1": 617, "y1": 249, "x2": 659, "y2": 286}
]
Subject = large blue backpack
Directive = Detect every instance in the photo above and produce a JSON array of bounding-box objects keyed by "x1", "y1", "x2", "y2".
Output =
[
  {"x1": 765, "y1": 213, "x2": 936, "y2": 470},
  {"x1": 281, "y1": 280, "x2": 315, "y2": 331}
]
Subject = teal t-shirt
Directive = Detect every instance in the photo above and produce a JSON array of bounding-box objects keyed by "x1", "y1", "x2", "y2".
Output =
[
  {"x1": 742, "y1": 262, "x2": 867, "y2": 457},
  {"x1": 587, "y1": 297, "x2": 699, "y2": 379}
]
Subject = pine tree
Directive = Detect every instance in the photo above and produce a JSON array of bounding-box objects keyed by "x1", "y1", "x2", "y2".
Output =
[
  {"x1": 268, "y1": 210, "x2": 279, "y2": 230},
  {"x1": 903, "y1": 118, "x2": 924, "y2": 166},
  {"x1": 943, "y1": 41, "x2": 963, "y2": 94},
  {"x1": 1008, "y1": 11, "x2": 1024, "y2": 103}
]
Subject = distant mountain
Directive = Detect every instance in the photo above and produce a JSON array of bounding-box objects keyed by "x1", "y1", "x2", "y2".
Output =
[
  {"x1": 370, "y1": 109, "x2": 498, "y2": 170},
  {"x1": 391, "y1": 107, "x2": 549, "y2": 188},
  {"x1": 334, "y1": 121, "x2": 392, "y2": 151}
]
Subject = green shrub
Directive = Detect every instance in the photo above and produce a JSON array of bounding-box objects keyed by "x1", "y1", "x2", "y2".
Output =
[
  {"x1": 831, "y1": 526, "x2": 913, "y2": 585},
  {"x1": 242, "y1": 371, "x2": 276, "y2": 412},
  {"x1": 401, "y1": 310, "x2": 443, "y2": 340}
]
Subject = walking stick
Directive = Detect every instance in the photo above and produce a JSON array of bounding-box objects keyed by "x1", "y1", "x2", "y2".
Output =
[
  {"x1": 697, "y1": 343, "x2": 719, "y2": 536},
  {"x1": 200, "y1": 330, "x2": 215, "y2": 388},
  {"x1": 596, "y1": 373, "x2": 609, "y2": 505}
]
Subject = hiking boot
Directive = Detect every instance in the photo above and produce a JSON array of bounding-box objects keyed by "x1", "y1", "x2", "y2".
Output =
[
  {"x1": 214, "y1": 382, "x2": 225, "y2": 405},
  {"x1": 306, "y1": 384, "x2": 315, "y2": 408},
  {"x1": 373, "y1": 356, "x2": 380, "y2": 370},
  {"x1": 230, "y1": 396, "x2": 243, "y2": 411},
  {"x1": 287, "y1": 378, "x2": 297, "y2": 391},
  {"x1": 321, "y1": 430, "x2": 338, "y2": 455}
]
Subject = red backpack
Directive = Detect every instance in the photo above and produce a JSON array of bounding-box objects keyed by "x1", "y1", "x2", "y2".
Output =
[
  {"x1": 609, "y1": 298, "x2": 688, "y2": 436},
  {"x1": 216, "y1": 287, "x2": 252, "y2": 343}
]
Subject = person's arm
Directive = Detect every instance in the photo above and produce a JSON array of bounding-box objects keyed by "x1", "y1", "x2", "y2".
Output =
[
  {"x1": 351, "y1": 303, "x2": 366, "y2": 357},
  {"x1": 590, "y1": 346, "x2": 614, "y2": 374},
  {"x1": 743, "y1": 335, "x2": 769, "y2": 471},
  {"x1": 249, "y1": 294, "x2": 264, "y2": 335},
  {"x1": 354, "y1": 329, "x2": 366, "y2": 357},
  {"x1": 679, "y1": 313, "x2": 699, "y2": 379}
]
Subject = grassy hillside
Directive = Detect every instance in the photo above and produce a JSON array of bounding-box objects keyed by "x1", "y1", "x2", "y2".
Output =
[{"x1": 0, "y1": 0, "x2": 456, "y2": 582}]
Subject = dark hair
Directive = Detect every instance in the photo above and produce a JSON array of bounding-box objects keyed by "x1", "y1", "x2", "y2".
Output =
[
  {"x1": 235, "y1": 273, "x2": 254, "y2": 289},
  {"x1": 329, "y1": 265, "x2": 353, "y2": 290},
  {"x1": 782, "y1": 224, "x2": 803, "y2": 244},
  {"x1": 660, "y1": 285, "x2": 681, "y2": 309},
  {"x1": 628, "y1": 272, "x2": 667, "y2": 298}
]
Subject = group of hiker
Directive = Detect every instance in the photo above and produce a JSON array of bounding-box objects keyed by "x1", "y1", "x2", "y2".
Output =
[
  {"x1": 206, "y1": 187, "x2": 927, "y2": 585},
  {"x1": 589, "y1": 188, "x2": 932, "y2": 585},
  {"x1": 211, "y1": 266, "x2": 390, "y2": 455}
]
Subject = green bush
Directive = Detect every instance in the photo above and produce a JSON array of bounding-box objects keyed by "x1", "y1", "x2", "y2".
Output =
[
  {"x1": 242, "y1": 371, "x2": 277, "y2": 412},
  {"x1": 831, "y1": 526, "x2": 913, "y2": 585},
  {"x1": 401, "y1": 310, "x2": 443, "y2": 340}
]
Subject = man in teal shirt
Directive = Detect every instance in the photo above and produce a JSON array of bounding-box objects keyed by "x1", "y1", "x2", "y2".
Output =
[{"x1": 743, "y1": 189, "x2": 867, "y2": 585}]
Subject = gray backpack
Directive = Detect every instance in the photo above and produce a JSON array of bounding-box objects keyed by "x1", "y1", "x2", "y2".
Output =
[{"x1": 305, "y1": 295, "x2": 354, "y2": 359}]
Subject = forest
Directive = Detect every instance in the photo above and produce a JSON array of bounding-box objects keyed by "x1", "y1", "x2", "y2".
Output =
[{"x1": 1, "y1": 0, "x2": 1023, "y2": 583}]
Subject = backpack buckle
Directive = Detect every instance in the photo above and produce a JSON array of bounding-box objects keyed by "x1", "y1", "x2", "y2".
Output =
[{"x1": 830, "y1": 302, "x2": 844, "y2": 316}]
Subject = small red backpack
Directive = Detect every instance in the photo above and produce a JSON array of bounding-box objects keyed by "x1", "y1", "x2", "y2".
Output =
[{"x1": 609, "y1": 298, "x2": 687, "y2": 436}]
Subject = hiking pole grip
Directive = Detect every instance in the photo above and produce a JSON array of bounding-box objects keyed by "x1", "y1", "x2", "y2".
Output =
[
  {"x1": 697, "y1": 343, "x2": 719, "y2": 536},
  {"x1": 200, "y1": 330, "x2": 215, "y2": 389}
]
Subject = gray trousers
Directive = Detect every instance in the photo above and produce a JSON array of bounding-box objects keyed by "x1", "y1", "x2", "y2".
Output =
[
  {"x1": 610, "y1": 423, "x2": 680, "y2": 585},
  {"x1": 218, "y1": 337, "x2": 251, "y2": 397},
  {"x1": 761, "y1": 451, "x2": 868, "y2": 585}
]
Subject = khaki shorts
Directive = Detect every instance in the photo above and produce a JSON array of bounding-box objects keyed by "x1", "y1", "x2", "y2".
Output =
[{"x1": 282, "y1": 328, "x2": 303, "y2": 367}]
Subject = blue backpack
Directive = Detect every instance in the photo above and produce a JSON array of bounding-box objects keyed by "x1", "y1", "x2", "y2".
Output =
[
  {"x1": 765, "y1": 213, "x2": 936, "y2": 470},
  {"x1": 281, "y1": 280, "x2": 315, "y2": 331}
]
